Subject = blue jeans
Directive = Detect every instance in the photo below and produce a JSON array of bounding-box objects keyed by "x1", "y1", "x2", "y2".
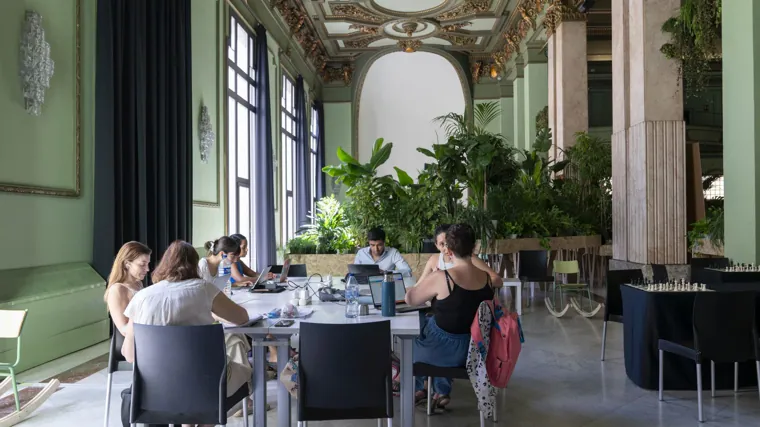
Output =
[{"x1": 413, "y1": 314, "x2": 470, "y2": 395}]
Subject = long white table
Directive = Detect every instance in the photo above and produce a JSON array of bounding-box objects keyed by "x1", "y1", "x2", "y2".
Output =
[{"x1": 227, "y1": 280, "x2": 420, "y2": 427}]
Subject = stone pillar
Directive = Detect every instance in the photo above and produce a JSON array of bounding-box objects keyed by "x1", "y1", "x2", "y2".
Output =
[
  {"x1": 523, "y1": 44, "x2": 548, "y2": 150},
  {"x1": 723, "y1": 0, "x2": 760, "y2": 263},
  {"x1": 547, "y1": 9, "x2": 588, "y2": 160},
  {"x1": 509, "y1": 58, "x2": 525, "y2": 150},
  {"x1": 611, "y1": 0, "x2": 686, "y2": 266},
  {"x1": 500, "y1": 84, "x2": 515, "y2": 148}
]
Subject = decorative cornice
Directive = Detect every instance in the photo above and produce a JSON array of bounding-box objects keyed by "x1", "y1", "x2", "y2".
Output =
[
  {"x1": 439, "y1": 33, "x2": 478, "y2": 46},
  {"x1": 441, "y1": 21, "x2": 472, "y2": 32},
  {"x1": 331, "y1": 4, "x2": 385, "y2": 24},
  {"x1": 322, "y1": 63, "x2": 354, "y2": 86},
  {"x1": 344, "y1": 36, "x2": 382, "y2": 49},
  {"x1": 436, "y1": 0, "x2": 491, "y2": 21},
  {"x1": 544, "y1": 0, "x2": 586, "y2": 36},
  {"x1": 273, "y1": 0, "x2": 328, "y2": 73}
]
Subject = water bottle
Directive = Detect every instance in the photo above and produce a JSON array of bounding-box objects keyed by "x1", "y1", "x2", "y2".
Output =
[
  {"x1": 345, "y1": 274, "x2": 360, "y2": 318},
  {"x1": 381, "y1": 271, "x2": 396, "y2": 317},
  {"x1": 224, "y1": 278, "x2": 232, "y2": 296},
  {"x1": 220, "y1": 254, "x2": 232, "y2": 276}
]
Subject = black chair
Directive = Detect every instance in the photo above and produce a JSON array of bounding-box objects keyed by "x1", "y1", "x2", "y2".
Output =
[
  {"x1": 601, "y1": 269, "x2": 643, "y2": 361},
  {"x1": 518, "y1": 250, "x2": 554, "y2": 305},
  {"x1": 271, "y1": 264, "x2": 307, "y2": 277},
  {"x1": 129, "y1": 324, "x2": 249, "y2": 427},
  {"x1": 658, "y1": 292, "x2": 760, "y2": 423},
  {"x1": 298, "y1": 321, "x2": 392, "y2": 426},
  {"x1": 105, "y1": 328, "x2": 130, "y2": 427},
  {"x1": 690, "y1": 257, "x2": 729, "y2": 284},
  {"x1": 651, "y1": 264, "x2": 669, "y2": 282},
  {"x1": 413, "y1": 363, "x2": 495, "y2": 426}
]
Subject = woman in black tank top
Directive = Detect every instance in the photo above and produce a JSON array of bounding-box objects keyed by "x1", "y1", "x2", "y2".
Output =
[{"x1": 405, "y1": 224, "x2": 495, "y2": 408}]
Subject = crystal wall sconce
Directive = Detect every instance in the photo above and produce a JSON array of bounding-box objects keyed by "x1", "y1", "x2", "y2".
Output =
[
  {"x1": 19, "y1": 11, "x2": 54, "y2": 116},
  {"x1": 199, "y1": 103, "x2": 215, "y2": 164}
]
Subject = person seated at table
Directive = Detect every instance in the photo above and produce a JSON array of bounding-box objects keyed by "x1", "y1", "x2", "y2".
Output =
[
  {"x1": 229, "y1": 233, "x2": 274, "y2": 285},
  {"x1": 120, "y1": 240, "x2": 252, "y2": 427},
  {"x1": 353, "y1": 227, "x2": 412, "y2": 274},
  {"x1": 199, "y1": 236, "x2": 245, "y2": 288},
  {"x1": 104, "y1": 241, "x2": 152, "y2": 336},
  {"x1": 404, "y1": 223, "x2": 495, "y2": 409},
  {"x1": 418, "y1": 223, "x2": 502, "y2": 284}
]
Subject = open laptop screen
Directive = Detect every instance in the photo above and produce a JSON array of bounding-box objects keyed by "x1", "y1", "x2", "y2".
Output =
[{"x1": 368, "y1": 273, "x2": 406, "y2": 305}]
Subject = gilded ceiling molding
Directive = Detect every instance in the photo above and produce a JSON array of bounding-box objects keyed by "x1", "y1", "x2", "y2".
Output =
[
  {"x1": 398, "y1": 40, "x2": 423, "y2": 53},
  {"x1": 344, "y1": 36, "x2": 382, "y2": 49},
  {"x1": 440, "y1": 21, "x2": 472, "y2": 32},
  {"x1": 331, "y1": 3, "x2": 385, "y2": 24},
  {"x1": 436, "y1": 0, "x2": 491, "y2": 21},
  {"x1": 273, "y1": 0, "x2": 328, "y2": 72},
  {"x1": 348, "y1": 23, "x2": 380, "y2": 35},
  {"x1": 439, "y1": 33, "x2": 478, "y2": 46},
  {"x1": 322, "y1": 63, "x2": 354, "y2": 86},
  {"x1": 544, "y1": 0, "x2": 586, "y2": 37}
]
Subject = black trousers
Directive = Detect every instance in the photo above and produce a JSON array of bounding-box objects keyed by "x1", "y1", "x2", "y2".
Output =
[{"x1": 121, "y1": 388, "x2": 169, "y2": 427}]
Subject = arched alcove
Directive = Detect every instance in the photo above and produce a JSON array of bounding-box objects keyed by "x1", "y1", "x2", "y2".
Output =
[{"x1": 357, "y1": 51, "x2": 466, "y2": 179}]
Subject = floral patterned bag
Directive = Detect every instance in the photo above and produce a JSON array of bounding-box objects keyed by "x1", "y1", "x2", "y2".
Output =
[{"x1": 279, "y1": 355, "x2": 299, "y2": 398}]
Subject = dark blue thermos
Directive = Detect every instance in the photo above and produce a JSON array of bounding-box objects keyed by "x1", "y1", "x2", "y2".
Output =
[{"x1": 381, "y1": 271, "x2": 396, "y2": 317}]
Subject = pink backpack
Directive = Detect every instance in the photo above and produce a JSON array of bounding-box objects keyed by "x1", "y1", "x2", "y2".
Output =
[{"x1": 471, "y1": 296, "x2": 522, "y2": 388}]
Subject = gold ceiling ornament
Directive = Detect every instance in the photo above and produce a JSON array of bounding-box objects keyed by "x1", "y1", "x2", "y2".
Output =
[
  {"x1": 401, "y1": 21, "x2": 419, "y2": 37},
  {"x1": 441, "y1": 21, "x2": 472, "y2": 32},
  {"x1": 331, "y1": 4, "x2": 385, "y2": 24},
  {"x1": 439, "y1": 33, "x2": 477, "y2": 46},
  {"x1": 348, "y1": 23, "x2": 380, "y2": 35},
  {"x1": 343, "y1": 35, "x2": 382, "y2": 49},
  {"x1": 436, "y1": 0, "x2": 491, "y2": 21},
  {"x1": 398, "y1": 39, "x2": 422, "y2": 53},
  {"x1": 544, "y1": 0, "x2": 586, "y2": 37},
  {"x1": 273, "y1": 0, "x2": 328, "y2": 73},
  {"x1": 471, "y1": 60, "x2": 484, "y2": 83},
  {"x1": 503, "y1": 29, "x2": 522, "y2": 57},
  {"x1": 322, "y1": 63, "x2": 355, "y2": 86}
]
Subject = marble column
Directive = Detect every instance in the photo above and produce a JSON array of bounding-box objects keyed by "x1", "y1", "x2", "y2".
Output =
[
  {"x1": 509, "y1": 58, "x2": 526, "y2": 150},
  {"x1": 523, "y1": 44, "x2": 548, "y2": 150},
  {"x1": 611, "y1": 0, "x2": 686, "y2": 265},
  {"x1": 723, "y1": 0, "x2": 760, "y2": 263},
  {"x1": 547, "y1": 18, "x2": 588, "y2": 160}
]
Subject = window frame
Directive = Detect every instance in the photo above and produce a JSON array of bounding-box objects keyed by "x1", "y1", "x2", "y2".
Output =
[{"x1": 281, "y1": 74, "x2": 297, "y2": 241}]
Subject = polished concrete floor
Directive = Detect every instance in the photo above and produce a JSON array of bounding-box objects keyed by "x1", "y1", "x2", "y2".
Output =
[{"x1": 5, "y1": 304, "x2": 760, "y2": 426}]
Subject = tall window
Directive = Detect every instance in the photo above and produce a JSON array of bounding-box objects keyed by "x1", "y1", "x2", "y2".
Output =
[
  {"x1": 310, "y1": 105, "x2": 320, "y2": 217},
  {"x1": 227, "y1": 15, "x2": 256, "y2": 267},
  {"x1": 704, "y1": 176, "x2": 724, "y2": 200},
  {"x1": 281, "y1": 76, "x2": 297, "y2": 241}
]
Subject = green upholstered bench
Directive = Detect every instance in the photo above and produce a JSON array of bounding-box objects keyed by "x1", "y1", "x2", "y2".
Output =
[{"x1": 0, "y1": 262, "x2": 109, "y2": 372}]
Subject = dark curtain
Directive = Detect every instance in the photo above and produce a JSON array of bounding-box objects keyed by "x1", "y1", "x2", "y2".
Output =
[
  {"x1": 294, "y1": 75, "x2": 310, "y2": 228},
  {"x1": 313, "y1": 100, "x2": 326, "y2": 199},
  {"x1": 253, "y1": 25, "x2": 276, "y2": 270},
  {"x1": 92, "y1": 0, "x2": 192, "y2": 280}
]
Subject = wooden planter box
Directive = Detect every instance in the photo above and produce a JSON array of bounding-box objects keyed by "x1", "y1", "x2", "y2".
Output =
[{"x1": 288, "y1": 236, "x2": 602, "y2": 277}]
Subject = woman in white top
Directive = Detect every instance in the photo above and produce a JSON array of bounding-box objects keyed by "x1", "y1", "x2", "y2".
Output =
[
  {"x1": 104, "y1": 241, "x2": 151, "y2": 336},
  {"x1": 121, "y1": 240, "x2": 250, "y2": 427},
  {"x1": 418, "y1": 224, "x2": 502, "y2": 284},
  {"x1": 198, "y1": 236, "x2": 246, "y2": 288}
]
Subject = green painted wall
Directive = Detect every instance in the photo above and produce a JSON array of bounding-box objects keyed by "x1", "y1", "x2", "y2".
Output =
[
  {"x1": 500, "y1": 97, "x2": 515, "y2": 147},
  {"x1": 523, "y1": 63, "x2": 548, "y2": 150},
  {"x1": 323, "y1": 102, "x2": 352, "y2": 198},
  {"x1": 191, "y1": 0, "x2": 226, "y2": 246},
  {"x1": 513, "y1": 78, "x2": 526, "y2": 150},
  {"x1": 0, "y1": 0, "x2": 95, "y2": 270},
  {"x1": 722, "y1": 0, "x2": 760, "y2": 263}
]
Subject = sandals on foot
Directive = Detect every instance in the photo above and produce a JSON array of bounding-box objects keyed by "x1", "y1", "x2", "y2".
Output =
[{"x1": 435, "y1": 394, "x2": 451, "y2": 409}]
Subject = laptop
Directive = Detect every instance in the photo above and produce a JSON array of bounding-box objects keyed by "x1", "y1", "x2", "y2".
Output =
[
  {"x1": 249, "y1": 265, "x2": 286, "y2": 293},
  {"x1": 278, "y1": 258, "x2": 291, "y2": 283},
  {"x1": 368, "y1": 273, "x2": 426, "y2": 313},
  {"x1": 347, "y1": 264, "x2": 382, "y2": 285}
]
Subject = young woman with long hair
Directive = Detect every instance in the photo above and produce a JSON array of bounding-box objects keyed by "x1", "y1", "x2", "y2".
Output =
[
  {"x1": 228, "y1": 233, "x2": 274, "y2": 285},
  {"x1": 417, "y1": 224, "x2": 502, "y2": 284},
  {"x1": 104, "y1": 241, "x2": 151, "y2": 336},
  {"x1": 199, "y1": 236, "x2": 244, "y2": 288}
]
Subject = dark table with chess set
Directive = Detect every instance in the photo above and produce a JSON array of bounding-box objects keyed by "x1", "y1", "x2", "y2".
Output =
[{"x1": 621, "y1": 275, "x2": 760, "y2": 391}]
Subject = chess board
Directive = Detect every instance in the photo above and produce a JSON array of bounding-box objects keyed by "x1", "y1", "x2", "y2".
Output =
[{"x1": 627, "y1": 280, "x2": 712, "y2": 293}]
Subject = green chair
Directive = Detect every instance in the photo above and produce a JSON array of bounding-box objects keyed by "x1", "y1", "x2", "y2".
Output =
[
  {"x1": 546, "y1": 260, "x2": 602, "y2": 318},
  {"x1": 0, "y1": 309, "x2": 59, "y2": 426}
]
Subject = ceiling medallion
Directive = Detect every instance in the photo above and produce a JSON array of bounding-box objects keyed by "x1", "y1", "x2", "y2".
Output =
[
  {"x1": 436, "y1": 0, "x2": 491, "y2": 21},
  {"x1": 398, "y1": 40, "x2": 422, "y2": 53},
  {"x1": 401, "y1": 21, "x2": 419, "y2": 37}
]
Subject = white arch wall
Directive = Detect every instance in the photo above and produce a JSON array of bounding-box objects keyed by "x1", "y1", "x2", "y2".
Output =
[{"x1": 358, "y1": 52, "x2": 465, "y2": 179}]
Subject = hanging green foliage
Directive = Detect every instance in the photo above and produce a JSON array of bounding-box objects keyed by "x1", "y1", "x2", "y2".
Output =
[{"x1": 661, "y1": 0, "x2": 722, "y2": 95}]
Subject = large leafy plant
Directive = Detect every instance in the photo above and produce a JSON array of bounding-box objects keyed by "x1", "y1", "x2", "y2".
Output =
[{"x1": 298, "y1": 195, "x2": 358, "y2": 254}]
